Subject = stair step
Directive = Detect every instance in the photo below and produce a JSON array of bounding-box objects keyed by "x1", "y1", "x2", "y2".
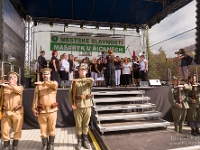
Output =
[
  {"x1": 93, "y1": 103, "x2": 155, "y2": 111},
  {"x1": 93, "y1": 96, "x2": 150, "y2": 103},
  {"x1": 95, "y1": 111, "x2": 162, "y2": 121},
  {"x1": 91, "y1": 90, "x2": 145, "y2": 96},
  {"x1": 97, "y1": 119, "x2": 170, "y2": 133}
]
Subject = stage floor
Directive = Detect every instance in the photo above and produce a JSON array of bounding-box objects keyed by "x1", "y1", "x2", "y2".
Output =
[{"x1": 96, "y1": 123, "x2": 200, "y2": 150}]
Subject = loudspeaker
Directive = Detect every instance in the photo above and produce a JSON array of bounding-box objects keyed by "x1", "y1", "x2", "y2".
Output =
[
  {"x1": 23, "y1": 77, "x2": 32, "y2": 88},
  {"x1": 139, "y1": 81, "x2": 149, "y2": 87},
  {"x1": 149, "y1": 79, "x2": 161, "y2": 86}
]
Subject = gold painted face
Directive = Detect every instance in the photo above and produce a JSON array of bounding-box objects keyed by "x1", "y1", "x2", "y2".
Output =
[
  {"x1": 8, "y1": 74, "x2": 17, "y2": 79},
  {"x1": 79, "y1": 69, "x2": 86, "y2": 77},
  {"x1": 8, "y1": 73, "x2": 18, "y2": 85},
  {"x1": 42, "y1": 73, "x2": 51, "y2": 81}
]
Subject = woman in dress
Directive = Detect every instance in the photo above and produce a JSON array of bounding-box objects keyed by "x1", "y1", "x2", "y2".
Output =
[
  {"x1": 133, "y1": 56, "x2": 140, "y2": 86},
  {"x1": 95, "y1": 59, "x2": 104, "y2": 86},
  {"x1": 106, "y1": 50, "x2": 115, "y2": 87},
  {"x1": 50, "y1": 50, "x2": 59, "y2": 83}
]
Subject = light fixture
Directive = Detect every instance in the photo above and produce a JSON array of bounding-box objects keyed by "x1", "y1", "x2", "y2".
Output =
[
  {"x1": 50, "y1": 22, "x2": 53, "y2": 27},
  {"x1": 110, "y1": 26, "x2": 113, "y2": 31},
  {"x1": 34, "y1": 21, "x2": 37, "y2": 26},
  {"x1": 123, "y1": 27, "x2": 127, "y2": 32},
  {"x1": 96, "y1": 25, "x2": 99, "y2": 30},
  {"x1": 80, "y1": 24, "x2": 83, "y2": 29},
  {"x1": 148, "y1": 23, "x2": 152, "y2": 29},
  {"x1": 65, "y1": 23, "x2": 68, "y2": 28},
  {"x1": 136, "y1": 26, "x2": 140, "y2": 33}
]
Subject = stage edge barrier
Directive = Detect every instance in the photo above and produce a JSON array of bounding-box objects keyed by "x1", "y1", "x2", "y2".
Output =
[
  {"x1": 90, "y1": 127, "x2": 110, "y2": 150},
  {"x1": 88, "y1": 129, "x2": 101, "y2": 150}
]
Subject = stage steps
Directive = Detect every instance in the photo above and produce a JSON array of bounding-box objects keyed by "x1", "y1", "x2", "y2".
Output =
[
  {"x1": 93, "y1": 96, "x2": 150, "y2": 103},
  {"x1": 96, "y1": 111, "x2": 162, "y2": 121},
  {"x1": 92, "y1": 90, "x2": 145, "y2": 95},
  {"x1": 97, "y1": 119, "x2": 170, "y2": 133},
  {"x1": 91, "y1": 90, "x2": 170, "y2": 134},
  {"x1": 94, "y1": 103, "x2": 156, "y2": 111}
]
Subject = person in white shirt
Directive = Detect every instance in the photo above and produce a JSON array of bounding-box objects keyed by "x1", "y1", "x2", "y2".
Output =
[
  {"x1": 73, "y1": 57, "x2": 79, "y2": 79},
  {"x1": 59, "y1": 53, "x2": 69, "y2": 80},
  {"x1": 90, "y1": 57, "x2": 97, "y2": 86},
  {"x1": 139, "y1": 54, "x2": 148, "y2": 81},
  {"x1": 34, "y1": 62, "x2": 39, "y2": 82},
  {"x1": 122, "y1": 57, "x2": 132, "y2": 87},
  {"x1": 34, "y1": 62, "x2": 38, "y2": 74},
  {"x1": 68, "y1": 54, "x2": 74, "y2": 80}
]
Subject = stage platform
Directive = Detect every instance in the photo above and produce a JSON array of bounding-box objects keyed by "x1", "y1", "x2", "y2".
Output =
[
  {"x1": 92, "y1": 123, "x2": 200, "y2": 150},
  {"x1": 22, "y1": 86, "x2": 172, "y2": 129}
]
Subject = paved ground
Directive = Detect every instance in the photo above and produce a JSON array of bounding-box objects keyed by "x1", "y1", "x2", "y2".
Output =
[
  {"x1": 0, "y1": 122, "x2": 198, "y2": 150},
  {"x1": 100, "y1": 122, "x2": 200, "y2": 150},
  {"x1": 1, "y1": 127, "x2": 93, "y2": 150}
]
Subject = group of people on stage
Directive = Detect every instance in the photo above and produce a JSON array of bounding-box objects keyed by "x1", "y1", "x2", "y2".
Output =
[
  {"x1": 169, "y1": 75, "x2": 200, "y2": 136},
  {"x1": 35, "y1": 49, "x2": 148, "y2": 88},
  {"x1": 0, "y1": 63, "x2": 93, "y2": 150}
]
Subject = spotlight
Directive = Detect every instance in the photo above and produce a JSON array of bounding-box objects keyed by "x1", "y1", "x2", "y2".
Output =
[
  {"x1": 136, "y1": 27, "x2": 140, "y2": 33},
  {"x1": 65, "y1": 23, "x2": 68, "y2": 28},
  {"x1": 123, "y1": 27, "x2": 127, "y2": 32},
  {"x1": 110, "y1": 26, "x2": 113, "y2": 31},
  {"x1": 34, "y1": 21, "x2": 37, "y2": 26},
  {"x1": 80, "y1": 24, "x2": 83, "y2": 29},
  {"x1": 148, "y1": 23, "x2": 152, "y2": 29},
  {"x1": 50, "y1": 22, "x2": 53, "y2": 27},
  {"x1": 96, "y1": 25, "x2": 99, "y2": 30}
]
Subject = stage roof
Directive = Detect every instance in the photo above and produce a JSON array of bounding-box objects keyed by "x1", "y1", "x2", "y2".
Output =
[{"x1": 11, "y1": 0, "x2": 193, "y2": 28}]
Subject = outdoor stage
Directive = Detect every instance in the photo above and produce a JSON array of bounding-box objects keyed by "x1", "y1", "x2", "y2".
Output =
[{"x1": 22, "y1": 86, "x2": 172, "y2": 129}]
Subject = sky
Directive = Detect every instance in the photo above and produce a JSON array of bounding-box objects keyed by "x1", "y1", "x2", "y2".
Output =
[{"x1": 149, "y1": 0, "x2": 196, "y2": 58}]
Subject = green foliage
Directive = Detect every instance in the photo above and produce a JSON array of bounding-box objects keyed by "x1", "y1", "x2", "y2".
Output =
[
  {"x1": 25, "y1": 64, "x2": 36, "y2": 87},
  {"x1": 30, "y1": 68, "x2": 36, "y2": 86},
  {"x1": 24, "y1": 65, "x2": 30, "y2": 77},
  {"x1": 148, "y1": 50, "x2": 177, "y2": 80},
  {"x1": 146, "y1": 27, "x2": 177, "y2": 81}
]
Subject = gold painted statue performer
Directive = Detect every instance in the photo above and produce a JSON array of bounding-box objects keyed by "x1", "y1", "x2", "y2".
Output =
[
  {"x1": 0, "y1": 71, "x2": 24, "y2": 150},
  {"x1": 32, "y1": 68, "x2": 58, "y2": 150}
]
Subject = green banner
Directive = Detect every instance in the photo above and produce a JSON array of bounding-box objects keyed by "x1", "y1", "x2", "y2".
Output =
[
  {"x1": 50, "y1": 43, "x2": 125, "y2": 53},
  {"x1": 50, "y1": 34, "x2": 125, "y2": 53}
]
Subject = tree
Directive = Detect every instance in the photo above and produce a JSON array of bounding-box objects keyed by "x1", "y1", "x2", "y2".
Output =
[{"x1": 146, "y1": 27, "x2": 177, "y2": 81}]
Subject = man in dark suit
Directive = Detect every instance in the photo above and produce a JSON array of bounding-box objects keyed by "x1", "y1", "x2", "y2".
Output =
[{"x1": 38, "y1": 50, "x2": 47, "y2": 81}]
